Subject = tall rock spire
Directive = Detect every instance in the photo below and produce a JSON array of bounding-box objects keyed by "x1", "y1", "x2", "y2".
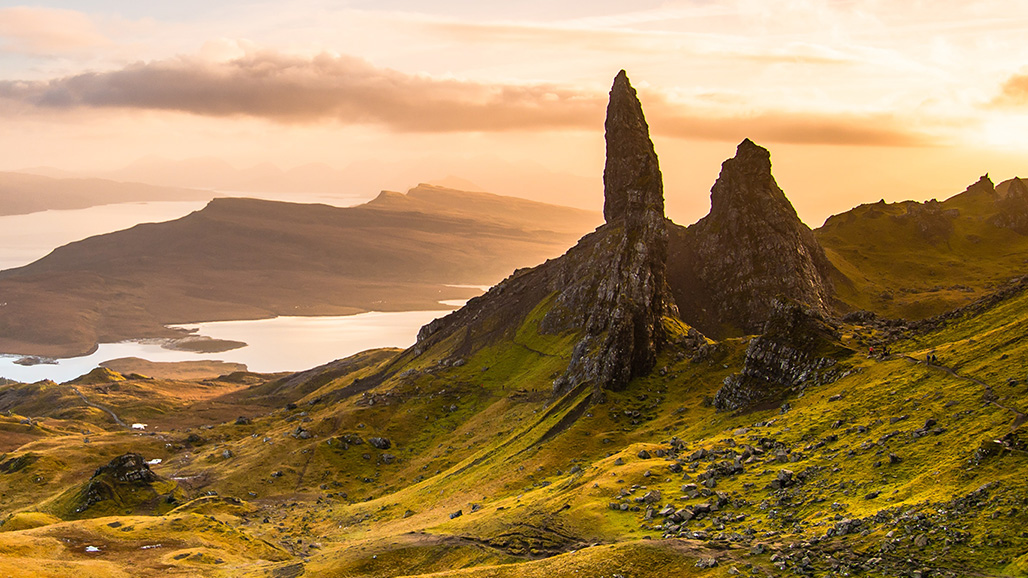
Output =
[
  {"x1": 602, "y1": 70, "x2": 665, "y2": 225},
  {"x1": 548, "y1": 70, "x2": 675, "y2": 392},
  {"x1": 413, "y1": 71, "x2": 677, "y2": 396}
]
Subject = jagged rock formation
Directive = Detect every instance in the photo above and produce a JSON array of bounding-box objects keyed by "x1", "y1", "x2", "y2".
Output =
[
  {"x1": 64, "y1": 453, "x2": 183, "y2": 518},
  {"x1": 415, "y1": 70, "x2": 675, "y2": 394},
  {"x1": 601, "y1": 70, "x2": 665, "y2": 225},
  {"x1": 90, "y1": 453, "x2": 159, "y2": 485},
  {"x1": 963, "y1": 173, "x2": 996, "y2": 197},
  {"x1": 667, "y1": 139, "x2": 836, "y2": 338},
  {"x1": 992, "y1": 176, "x2": 1028, "y2": 234},
  {"x1": 712, "y1": 298, "x2": 853, "y2": 412},
  {"x1": 891, "y1": 199, "x2": 959, "y2": 243},
  {"x1": 547, "y1": 71, "x2": 675, "y2": 392}
]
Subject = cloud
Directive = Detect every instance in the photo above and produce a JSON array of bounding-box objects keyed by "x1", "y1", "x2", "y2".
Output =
[
  {"x1": 993, "y1": 73, "x2": 1028, "y2": 107},
  {"x1": 423, "y1": 19, "x2": 855, "y2": 66},
  {"x1": 650, "y1": 105, "x2": 929, "y2": 146},
  {"x1": 0, "y1": 49, "x2": 927, "y2": 146},
  {"x1": 0, "y1": 7, "x2": 109, "y2": 55},
  {"x1": 0, "y1": 51, "x2": 603, "y2": 131}
]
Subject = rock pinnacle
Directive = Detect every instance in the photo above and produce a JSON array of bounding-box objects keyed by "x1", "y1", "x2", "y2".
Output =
[{"x1": 603, "y1": 70, "x2": 664, "y2": 225}]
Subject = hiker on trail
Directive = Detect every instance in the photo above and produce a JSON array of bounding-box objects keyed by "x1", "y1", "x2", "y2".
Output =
[{"x1": 869, "y1": 346, "x2": 875, "y2": 357}]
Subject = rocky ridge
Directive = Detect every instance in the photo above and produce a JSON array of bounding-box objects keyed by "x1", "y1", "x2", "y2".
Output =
[{"x1": 992, "y1": 176, "x2": 1028, "y2": 234}]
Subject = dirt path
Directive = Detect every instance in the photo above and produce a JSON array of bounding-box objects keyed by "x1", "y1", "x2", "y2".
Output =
[
  {"x1": 900, "y1": 355, "x2": 1026, "y2": 428},
  {"x1": 70, "y1": 386, "x2": 128, "y2": 428}
]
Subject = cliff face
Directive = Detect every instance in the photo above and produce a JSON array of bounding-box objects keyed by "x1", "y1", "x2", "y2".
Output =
[
  {"x1": 547, "y1": 70, "x2": 675, "y2": 393},
  {"x1": 712, "y1": 298, "x2": 852, "y2": 412},
  {"x1": 667, "y1": 139, "x2": 836, "y2": 338},
  {"x1": 415, "y1": 70, "x2": 676, "y2": 394}
]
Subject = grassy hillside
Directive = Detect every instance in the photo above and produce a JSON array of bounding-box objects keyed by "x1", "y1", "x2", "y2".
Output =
[
  {"x1": 0, "y1": 272, "x2": 1025, "y2": 576},
  {"x1": 818, "y1": 176, "x2": 1028, "y2": 319}
]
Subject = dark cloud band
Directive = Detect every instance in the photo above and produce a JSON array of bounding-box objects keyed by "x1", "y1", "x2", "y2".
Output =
[{"x1": 0, "y1": 50, "x2": 926, "y2": 146}]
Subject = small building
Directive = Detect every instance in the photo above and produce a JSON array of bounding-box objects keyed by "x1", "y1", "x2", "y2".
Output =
[{"x1": 131, "y1": 423, "x2": 147, "y2": 430}]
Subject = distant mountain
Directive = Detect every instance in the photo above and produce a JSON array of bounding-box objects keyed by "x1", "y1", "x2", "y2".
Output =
[
  {"x1": 0, "y1": 172, "x2": 215, "y2": 216},
  {"x1": 0, "y1": 186, "x2": 601, "y2": 357},
  {"x1": 83, "y1": 154, "x2": 602, "y2": 210}
]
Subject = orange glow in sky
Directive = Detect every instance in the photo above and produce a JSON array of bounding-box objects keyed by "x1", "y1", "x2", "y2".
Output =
[{"x1": 0, "y1": 1, "x2": 1026, "y2": 226}]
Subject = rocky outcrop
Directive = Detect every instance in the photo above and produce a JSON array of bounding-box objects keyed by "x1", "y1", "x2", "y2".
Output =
[
  {"x1": 991, "y1": 177, "x2": 1028, "y2": 234},
  {"x1": 891, "y1": 199, "x2": 959, "y2": 243},
  {"x1": 667, "y1": 139, "x2": 836, "y2": 338},
  {"x1": 547, "y1": 71, "x2": 675, "y2": 392},
  {"x1": 712, "y1": 298, "x2": 852, "y2": 412},
  {"x1": 414, "y1": 71, "x2": 676, "y2": 394},
  {"x1": 89, "y1": 453, "x2": 158, "y2": 485},
  {"x1": 66, "y1": 452, "x2": 184, "y2": 518},
  {"x1": 963, "y1": 173, "x2": 996, "y2": 198}
]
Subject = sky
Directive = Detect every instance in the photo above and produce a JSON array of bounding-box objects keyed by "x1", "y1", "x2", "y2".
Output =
[{"x1": 0, "y1": 0, "x2": 1026, "y2": 226}]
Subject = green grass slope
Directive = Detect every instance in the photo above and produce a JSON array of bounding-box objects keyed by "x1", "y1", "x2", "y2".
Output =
[
  {"x1": 0, "y1": 274, "x2": 1025, "y2": 576},
  {"x1": 818, "y1": 176, "x2": 1028, "y2": 319}
]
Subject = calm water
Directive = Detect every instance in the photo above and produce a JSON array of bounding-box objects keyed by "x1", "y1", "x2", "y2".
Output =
[
  {"x1": 0, "y1": 195, "x2": 473, "y2": 383},
  {"x1": 0, "y1": 309, "x2": 456, "y2": 383},
  {"x1": 0, "y1": 201, "x2": 211, "y2": 271}
]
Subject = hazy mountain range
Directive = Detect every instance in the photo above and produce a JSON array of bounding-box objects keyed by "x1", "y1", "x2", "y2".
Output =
[
  {"x1": 0, "y1": 184, "x2": 600, "y2": 357},
  {"x1": 20, "y1": 154, "x2": 600, "y2": 211},
  {"x1": 0, "y1": 171, "x2": 215, "y2": 217}
]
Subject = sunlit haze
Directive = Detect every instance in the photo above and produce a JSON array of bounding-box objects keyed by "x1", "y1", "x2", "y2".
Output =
[{"x1": 1, "y1": 1, "x2": 1026, "y2": 226}]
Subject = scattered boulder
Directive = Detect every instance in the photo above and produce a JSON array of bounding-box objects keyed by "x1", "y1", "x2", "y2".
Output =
[
  {"x1": 368, "y1": 437, "x2": 392, "y2": 450},
  {"x1": 642, "y1": 490, "x2": 662, "y2": 504}
]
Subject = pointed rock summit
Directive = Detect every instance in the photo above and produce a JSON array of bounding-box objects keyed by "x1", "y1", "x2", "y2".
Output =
[
  {"x1": 667, "y1": 138, "x2": 836, "y2": 337},
  {"x1": 414, "y1": 71, "x2": 675, "y2": 395},
  {"x1": 603, "y1": 70, "x2": 665, "y2": 225},
  {"x1": 548, "y1": 70, "x2": 674, "y2": 392}
]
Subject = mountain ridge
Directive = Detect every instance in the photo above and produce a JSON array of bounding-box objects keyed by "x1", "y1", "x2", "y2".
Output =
[
  {"x1": 0, "y1": 171, "x2": 215, "y2": 216},
  {"x1": 0, "y1": 186, "x2": 601, "y2": 357}
]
